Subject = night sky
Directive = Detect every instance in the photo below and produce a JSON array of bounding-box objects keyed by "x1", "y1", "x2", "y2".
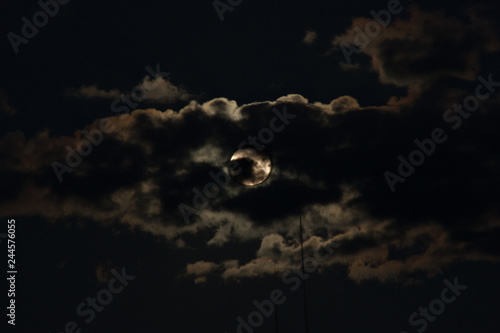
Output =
[{"x1": 1, "y1": 0, "x2": 500, "y2": 332}]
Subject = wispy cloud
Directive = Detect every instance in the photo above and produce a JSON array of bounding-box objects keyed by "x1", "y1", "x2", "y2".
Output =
[
  {"x1": 66, "y1": 76, "x2": 193, "y2": 104},
  {"x1": 303, "y1": 30, "x2": 318, "y2": 45}
]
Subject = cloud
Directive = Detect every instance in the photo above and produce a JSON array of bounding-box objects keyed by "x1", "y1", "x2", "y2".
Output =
[
  {"x1": 303, "y1": 30, "x2": 318, "y2": 45},
  {"x1": 333, "y1": 6, "x2": 500, "y2": 87},
  {"x1": 66, "y1": 84, "x2": 121, "y2": 99},
  {"x1": 187, "y1": 220, "x2": 499, "y2": 283},
  {"x1": 328, "y1": 95, "x2": 360, "y2": 113},
  {"x1": 186, "y1": 261, "x2": 218, "y2": 276},
  {"x1": 138, "y1": 76, "x2": 193, "y2": 103},
  {"x1": 66, "y1": 76, "x2": 193, "y2": 104},
  {"x1": 1, "y1": 57, "x2": 500, "y2": 284},
  {"x1": 95, "y1": 261, "x2": 114, "y2": 283},
  {"x1": 0, "y1": 88, "x2": 16, "y2": 116}
]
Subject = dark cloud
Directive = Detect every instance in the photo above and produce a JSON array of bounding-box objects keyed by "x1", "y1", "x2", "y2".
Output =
[
  {"x1": 333, "y1": 6, "x2": 500, "y2": 87},
  {"x1": 1, "y1": 6, "x2": 500, "y2": 285},
  {"x1": 1, "y1": 80, "x2": 499, "y2": 282}
]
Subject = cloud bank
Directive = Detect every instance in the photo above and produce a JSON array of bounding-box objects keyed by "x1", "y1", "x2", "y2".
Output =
[{"x1": 2, "y1": 6, "x2": 499, "y2": 284}]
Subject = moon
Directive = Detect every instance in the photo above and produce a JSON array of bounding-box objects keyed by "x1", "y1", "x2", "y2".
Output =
[{"x1": 227, "y1": 148, "x2": 272, "y2": 186}]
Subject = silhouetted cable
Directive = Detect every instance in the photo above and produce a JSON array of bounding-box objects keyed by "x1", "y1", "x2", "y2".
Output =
[
  {"x1": 274, "y1": 261, "x2": 279, "y2": 333},
  {"x1": 296, "y1": 150, "x2": 309, "y2": 333}
]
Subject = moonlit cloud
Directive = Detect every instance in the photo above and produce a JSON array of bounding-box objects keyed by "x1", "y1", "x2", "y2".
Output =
[
  {"x1": 138, "y1": 76, "x2": 194, "y2": 103},
  {"x1": 0, "y1": 88, "x2": 16, "y2": 115},
  {"x1": 65, "y1": 84, "x2": 121, "y2": 99},
  {"x1": 66, "y1": 76, "x2": 194, "y2": 104},
  {"x1": 303, "y1": 30, "x2": 318, "y2": 45},
  {"x1": 4, "y1": 1, "x2": 499, "y2": 331},
  {"x1": 2, "y1": 5, "x2": 500, "y2": 287},
  {"x1": 333, "y1": 6, "x2": 500, "y2": 87},
  {"x1": 2, "y1": 82, "x2": 499, "y2": 283}
]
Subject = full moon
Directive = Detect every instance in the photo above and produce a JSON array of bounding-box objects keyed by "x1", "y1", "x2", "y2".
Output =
[{"x1": 227, "y1": 148, "x2": 272, "y2": 186}]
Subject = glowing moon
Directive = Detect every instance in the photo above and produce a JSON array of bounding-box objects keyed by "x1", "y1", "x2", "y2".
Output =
[{"x1": 227, "y1": 148, "x2": 272, "y2": 186}]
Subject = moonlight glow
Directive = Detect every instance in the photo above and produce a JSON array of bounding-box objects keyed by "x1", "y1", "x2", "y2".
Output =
[{"x1": 228, "y1": 148, "x2": 272, "y2": 186}]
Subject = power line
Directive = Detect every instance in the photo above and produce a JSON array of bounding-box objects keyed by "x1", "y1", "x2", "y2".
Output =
[{"x1": 296, "y1": 149, "x2": 309, "y2": 333}]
